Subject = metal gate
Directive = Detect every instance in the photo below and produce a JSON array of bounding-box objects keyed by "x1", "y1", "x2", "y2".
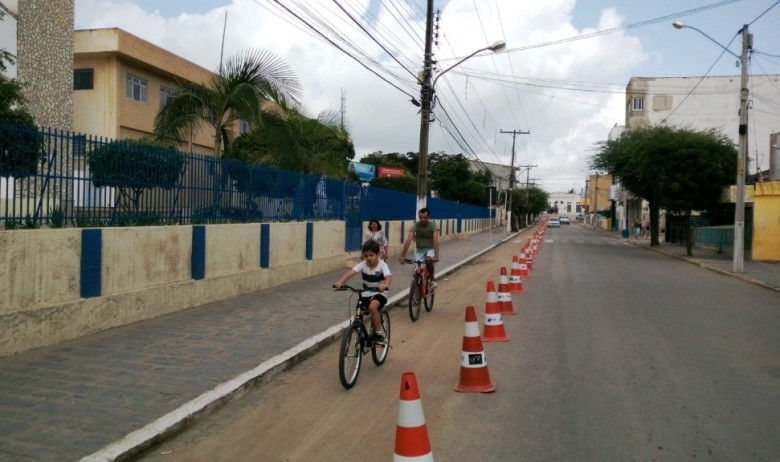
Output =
[{"x1": 344, "y1": 181, "x2": 363, "y2": 252}]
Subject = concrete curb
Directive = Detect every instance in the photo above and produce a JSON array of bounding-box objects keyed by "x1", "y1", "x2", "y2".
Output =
[{"x1": 81, "y1": 231, "x2": 520, "y2": 462}]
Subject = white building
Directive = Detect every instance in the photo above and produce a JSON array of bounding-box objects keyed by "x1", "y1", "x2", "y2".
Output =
[
  {"x1": 547, "y1": 191, "x2": 582, "y2": 215},
  {"x1": 626, "y1": 75, "x2": 780, "y2": 176}
]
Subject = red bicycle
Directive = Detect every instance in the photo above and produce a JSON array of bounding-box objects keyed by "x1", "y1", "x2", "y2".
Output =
[{"x1": 404, "y1": 258, "x2": 435, "y2": 321}]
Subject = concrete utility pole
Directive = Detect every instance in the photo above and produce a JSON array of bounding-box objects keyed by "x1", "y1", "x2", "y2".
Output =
[
  {"x1": 415, "y1": 0, "x2": 435, "y2": 215},
  {"x1": 733, "y1": 24, "x2": 751, "y2": 273},
  {"x1": 499, "y1": 129, "x2": 529, "y2": 231}
]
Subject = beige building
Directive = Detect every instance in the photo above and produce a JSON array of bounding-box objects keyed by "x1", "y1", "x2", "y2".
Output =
[{"x1": 73, "y1": 28, "x2": 218, "y2": 155}]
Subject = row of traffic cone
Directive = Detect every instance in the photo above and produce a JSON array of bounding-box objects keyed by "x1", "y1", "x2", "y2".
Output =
[{"x1": 393, "y1": 230, "x2": 547, "y2": 460}]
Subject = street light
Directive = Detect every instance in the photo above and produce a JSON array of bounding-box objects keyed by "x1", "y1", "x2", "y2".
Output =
[
  {"x1": 673, "y1": 20, "x2": 751, "y2": 273},
  {"x1": 415, "y1": 37, "x2": 506, "y2": 214}
]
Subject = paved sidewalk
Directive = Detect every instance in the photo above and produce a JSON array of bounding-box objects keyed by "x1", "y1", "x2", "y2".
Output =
[{"x1": 0, "y1": 227, "x2": 516, "y2": 462}]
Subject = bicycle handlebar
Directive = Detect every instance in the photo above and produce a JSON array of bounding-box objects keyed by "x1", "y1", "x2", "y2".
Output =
[{"x1": 332, "y1": 284, "x2": 361, "y2": 292}]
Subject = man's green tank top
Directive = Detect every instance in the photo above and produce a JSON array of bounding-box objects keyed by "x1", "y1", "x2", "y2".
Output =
[{"x1": 412, "y1": 221, "x2": 437, "y2": 249}]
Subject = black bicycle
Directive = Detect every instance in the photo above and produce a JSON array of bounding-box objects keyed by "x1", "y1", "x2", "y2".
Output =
[
  {"x1": 332, "y1": 284, "x2": 391, "y2": 389},
  {"x1": 404, "y1": 258, "x2": 435, "y2": 322}
]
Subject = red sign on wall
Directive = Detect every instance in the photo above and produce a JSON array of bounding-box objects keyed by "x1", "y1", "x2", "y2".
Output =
[{"x1": 377, "y1": 166, "x2": 405, "y2": 177}]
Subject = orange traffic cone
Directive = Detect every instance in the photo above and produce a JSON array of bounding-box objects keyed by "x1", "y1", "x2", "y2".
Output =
[
  {"x1": 518, "y1": 256, "x2": 529, "y2": 278},
  {"x1": 394, "y1": 372, "x2": 434, "y2": 462},
  {"x1": 524, "y1": 250, "x2": 534, "y2": 270},
  {"x1": 482, "y1": 281, "x2": 509, "y2": 342},
  {"x1": 508, "y1": 257, "x2": 524, "y2": 293},
  {"x1": 497, "y1": 267, "x2": 517, "y2": 314},
  {"x1": 455, "y1": 306, "x2": 496, "y2": 393}
]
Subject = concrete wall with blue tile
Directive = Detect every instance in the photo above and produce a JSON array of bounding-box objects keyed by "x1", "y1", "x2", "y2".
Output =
[{"x1": 0, "y1": 218, "x2": 490, "y2": 357}]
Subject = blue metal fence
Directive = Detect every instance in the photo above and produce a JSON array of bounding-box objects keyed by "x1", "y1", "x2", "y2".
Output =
[{"x1": 0, "y1": 124, "x2": 490, "y2": 235}]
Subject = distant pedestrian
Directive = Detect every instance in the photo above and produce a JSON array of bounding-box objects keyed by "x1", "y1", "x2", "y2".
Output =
[
  {"x1": 363, "y1": 219, "x2": 388, "y2": 261},
  {"x1": 633, "y1": 219, "x2": 641, "y2": 239},
  {"x1": 643, "y1": 220, "x2": 650, "y2": 239}
]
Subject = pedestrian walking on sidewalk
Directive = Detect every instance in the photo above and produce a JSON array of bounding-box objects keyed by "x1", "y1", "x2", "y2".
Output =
[{"x1": 633, "y1": 219, "x2": 641, "y2": 239}]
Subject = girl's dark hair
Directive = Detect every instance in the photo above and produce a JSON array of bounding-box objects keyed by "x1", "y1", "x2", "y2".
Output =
[
  {"x1": 362, "y1": 239, "x2": 380, "y2": 254},
  {"x1": 368, "y1": 220, "x2": 382, "y2": 231}
]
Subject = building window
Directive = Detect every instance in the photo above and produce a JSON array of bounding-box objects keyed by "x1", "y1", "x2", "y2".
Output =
[
  {"x1": 126, "y1": 74, "x2": 148, "y2": 102},
  {"x1": 160, "y1": 86, "x2": 174, "y2": 108},
  {"x1": 73, "y1": 69, "x2": 94, "y2": 90},
  {"x1": 632, "y1": 97, "x2": 644, "y2": 111},
  {"x1": 239, "y1": 119, "x2": 251, "y2": 134}
]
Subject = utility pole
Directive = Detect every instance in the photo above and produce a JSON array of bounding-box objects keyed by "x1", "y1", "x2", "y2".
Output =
[
  {"x1": 500, "y1": 129, "x2": 529, "y2": 231},
  {"x1": 415, "y1": 0, "x2": 435, "y2": 215},
  {"x1": 733, "y1": 24, "x2": 751, "y2": 273}
]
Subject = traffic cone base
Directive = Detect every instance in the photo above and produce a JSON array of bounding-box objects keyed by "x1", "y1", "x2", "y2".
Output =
[
  {"x1": 497, "y1": 290, "x2": 516, "y2": 315},
  {"x1": 394, "y1": 372, "x2": 434, "y2": 461}
]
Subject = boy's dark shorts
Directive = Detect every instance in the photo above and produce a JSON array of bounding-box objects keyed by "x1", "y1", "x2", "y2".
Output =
[{"x1": 360, "y1": 294, "x2": 388, "y2": 311}]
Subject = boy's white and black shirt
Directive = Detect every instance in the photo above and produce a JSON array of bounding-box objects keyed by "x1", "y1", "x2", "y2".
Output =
[{"x1": 351, "y1": 260, "x2": 392, "y2": 298}]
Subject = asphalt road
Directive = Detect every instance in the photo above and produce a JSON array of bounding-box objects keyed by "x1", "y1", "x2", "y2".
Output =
[{"x1": 137, "y1": 224, "x2": 780, "y2": 461}]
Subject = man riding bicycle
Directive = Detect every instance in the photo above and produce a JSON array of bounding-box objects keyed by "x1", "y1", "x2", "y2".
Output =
[{"x1": 399, "y1": 207, "x2": 440, "y2": 290}]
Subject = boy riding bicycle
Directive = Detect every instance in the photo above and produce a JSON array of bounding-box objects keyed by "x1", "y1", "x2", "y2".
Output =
[
  {"x1": 399, "y1": 207, "x2": 440, "y2": 290},
  {"x1": 334, "y1": 240, "x2": 392, "y2": 344}
]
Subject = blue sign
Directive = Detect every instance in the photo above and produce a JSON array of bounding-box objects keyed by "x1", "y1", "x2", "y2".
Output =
[{"x1": 349, "y1": 162, "x2": 376, "y2": 181}]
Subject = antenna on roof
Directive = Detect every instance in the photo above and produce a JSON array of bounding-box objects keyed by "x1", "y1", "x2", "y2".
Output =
[{"x1": 218, "y1": 10, "x2": 228, "y2": 74}]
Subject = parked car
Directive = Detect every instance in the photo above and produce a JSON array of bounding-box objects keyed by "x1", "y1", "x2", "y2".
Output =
[
  {"x1": 548, "y1": 216, "x2": 560, "y2": 228},
  {"x1": 560, "y1": 216, "x2": 570, "y2": 225},
  {"x1": 576, "y1": 214, "x2": 584, "y2": 221}
]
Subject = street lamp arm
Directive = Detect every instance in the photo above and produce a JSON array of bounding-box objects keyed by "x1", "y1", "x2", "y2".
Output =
[
  {"x1": 672, "y1": 21, "x2": 740, "y2": 60},
  {"x1": 432, "y1": 40, "x2": 506, "y2": 87}
]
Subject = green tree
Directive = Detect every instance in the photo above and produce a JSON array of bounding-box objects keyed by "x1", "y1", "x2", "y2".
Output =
[
  {"x1": 590, "y1": 124, "x2": 736, "y2": 253},
  {"x1": 512, "y1": 187, "x2": 548, "y2": 230},
  {"x1": 153, "y1": 48, "x2": 302, "y2": 158},
  {"x1": 232, "y1": 108, "x2": 355, "y2": 177},
  {"x1": 87, "y1": 138, "x2": 185, "y2": 220},
  {"x1": 430, "y1": 154, "x2": 491, "y2": 205},
  {"x1": 370, "y1": 175, "x2": 417, "y2": 193},
  {"x1": 0, "y1": 11, "x2": 39, "y2": 178}
]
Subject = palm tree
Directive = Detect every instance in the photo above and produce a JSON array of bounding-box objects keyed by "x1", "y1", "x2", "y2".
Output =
[
  {"x1": 232, "y1": 107, "x2": 355, "y2": 178},
  {"x1": 154, "y1": 48, "x2": 302, "y2": 158}
]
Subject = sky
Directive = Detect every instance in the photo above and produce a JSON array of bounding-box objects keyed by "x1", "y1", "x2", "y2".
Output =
[{"x1": 2, "y1": 0, "x2": 780, "y2": 193}]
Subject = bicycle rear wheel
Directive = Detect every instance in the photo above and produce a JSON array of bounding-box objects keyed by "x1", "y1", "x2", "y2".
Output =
[
  {"x1": 338, "y1": 324, "x2": 363, "y2": 389},
  {"x1": 371, "y1": 310, "x2": 391, "y2": 365},
  {"x1": 424, "y1": 274, "x2": 435, "y2": 312},
  {"x1": 408, "y1": 277, "x2": 422, "y2": 321}
]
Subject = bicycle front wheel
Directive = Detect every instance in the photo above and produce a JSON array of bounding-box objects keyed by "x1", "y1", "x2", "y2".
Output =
[
  {"x1": 371, "y1": 310, "x2": 391, "y2": 365},
  {"x1": 338, "y1": 324, "x2": 363, "y2": 389},
  {"x1": 424, "y1": 274, "x2": 435, "y2": 312},
  {"x1": 408, "y1": 277, "x2": 422, "y2": 321}
]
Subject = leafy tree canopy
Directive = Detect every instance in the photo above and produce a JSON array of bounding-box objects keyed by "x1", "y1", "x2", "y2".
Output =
[
  {"x1": 1, "y1": 15, "x2": 39, "y2": 178},
  {"x1": 87, "y1": 138, "x2": 185, "y2": 191},
  {"x1": 232, "y1": 108, "x2": 355, "y2": 178},
  {"x1": 590, "y1": 124, "x2": 737, "y2": 248}
]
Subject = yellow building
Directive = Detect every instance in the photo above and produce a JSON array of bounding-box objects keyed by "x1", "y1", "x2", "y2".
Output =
[
  {"x1": 73, "y1": 28, "x2": 218, "y2": 155},
  {"x1": 753, "y1": 180, "x2": 780, "y2": 261}
]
